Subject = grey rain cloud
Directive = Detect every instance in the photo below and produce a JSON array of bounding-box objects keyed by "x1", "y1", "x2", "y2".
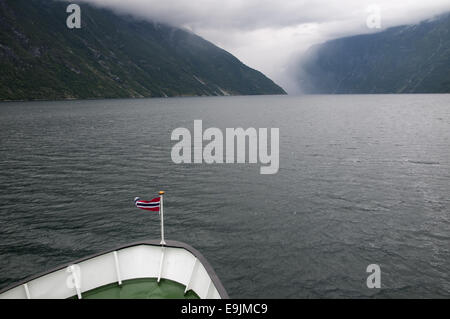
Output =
[{"x1": 73, "y1": 0, "x2": 450, "y2": 93}]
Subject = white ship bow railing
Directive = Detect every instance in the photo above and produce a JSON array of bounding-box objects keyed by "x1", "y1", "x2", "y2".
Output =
[{"x1": 0, "y1": 240, "x2": 228, "y2": 299}]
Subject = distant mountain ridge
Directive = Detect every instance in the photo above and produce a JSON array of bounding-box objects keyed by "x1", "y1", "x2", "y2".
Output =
[
  {"x1": 0, "y1": 0, "x2": 286, "y2": 101},
  {"x1": 298, "y1": 13, "x2": 450, "y2": 93}
]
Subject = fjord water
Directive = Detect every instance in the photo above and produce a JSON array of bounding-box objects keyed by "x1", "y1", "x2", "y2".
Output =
[{"x1": 0, "y1": 95, "x2": 449, "y2": 298}]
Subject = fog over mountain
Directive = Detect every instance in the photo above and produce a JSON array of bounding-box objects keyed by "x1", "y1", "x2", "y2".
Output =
[
  {"x1": 75, "y1": 0, "x2": 450, "y2": 93},
  {"x1": 298, "y1": 13, "x2": 450, "y2": 93}
]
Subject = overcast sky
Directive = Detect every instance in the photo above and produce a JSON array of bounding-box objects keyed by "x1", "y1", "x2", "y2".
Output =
[{"x1": 77, "y1": 0, "x2": 450, "y2": 93}]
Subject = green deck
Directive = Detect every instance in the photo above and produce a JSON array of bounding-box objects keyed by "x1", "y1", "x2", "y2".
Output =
[{"x1": 70, "y1": 278, "x2": 200, "y2": 299}]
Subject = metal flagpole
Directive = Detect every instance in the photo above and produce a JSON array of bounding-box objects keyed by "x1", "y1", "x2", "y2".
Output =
[{"x1": 159, "y1": 191, "x2": 166, "y2": 245}]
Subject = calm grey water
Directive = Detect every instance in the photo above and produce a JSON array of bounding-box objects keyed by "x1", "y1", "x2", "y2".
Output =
[{"x1": 0, "y1": 95, "x2": 449, "y2": 298}]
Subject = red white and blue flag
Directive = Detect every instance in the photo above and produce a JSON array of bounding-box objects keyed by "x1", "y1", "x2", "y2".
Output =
[{"x1": 134, "y1": 197, "x2": 160, "y2": 212}]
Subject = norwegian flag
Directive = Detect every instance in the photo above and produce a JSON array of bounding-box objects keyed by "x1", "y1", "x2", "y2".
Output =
[{"x1": 134, "y1": 197, "x2": 160, "y2": 212}]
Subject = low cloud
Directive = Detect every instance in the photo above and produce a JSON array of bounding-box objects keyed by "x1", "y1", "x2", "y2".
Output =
[{"x1": 74, "y1": 0, "x2": 450, "y2": 93}]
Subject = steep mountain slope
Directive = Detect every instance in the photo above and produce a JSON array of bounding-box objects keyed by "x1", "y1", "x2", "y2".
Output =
[
  {"x1": 0, "y1": 0, "x2": 286, "y2": 100},
  {"x1": 298, "y1": 13, "x2": 450, "y2": 93}
]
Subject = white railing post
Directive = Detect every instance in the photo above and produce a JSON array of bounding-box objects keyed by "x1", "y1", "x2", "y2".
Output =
[
  {"x1": 184, "y1": 258, "x2": 198, "y2": 294},
  {"x1": 205, "y1": 280, "x2": 213, "y2": 299},
  {"x1": 113, "y1": 251, "x2": 122, "y2": 286},
  {"x1": 70, "y1": 265, "x2": 82, "y2": 299},
  {"x1": 23, "y1": 283, "x2": 31, "y2": 299},
  {"x1": 157, "y1": 247, "x2": 165, "y2": 283}
]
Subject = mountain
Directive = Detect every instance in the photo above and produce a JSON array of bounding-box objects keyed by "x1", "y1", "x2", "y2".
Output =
[
  {"x1": 0, "y1": 0, "x2": 285, "y2": 101},
  {"x1": 298, "y1": 13, "x2": 450, "y2": 94}
]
